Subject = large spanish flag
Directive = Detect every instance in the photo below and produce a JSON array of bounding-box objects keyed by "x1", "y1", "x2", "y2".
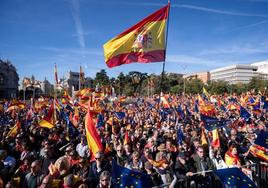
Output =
[
  {"x1": 103, "y1": 3, "x2": 170, "y2": 68},
  {"x1": 85, "y1": 103, "x2": 103, "y2": 156}
]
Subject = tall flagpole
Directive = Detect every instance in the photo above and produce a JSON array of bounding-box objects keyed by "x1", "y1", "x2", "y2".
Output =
[
  {"x1": 160, "y1": 0, "x2": 171, "y2": 93},
  {"x1": 79, "y1": 64, "x2": 81, "y2": 91}
]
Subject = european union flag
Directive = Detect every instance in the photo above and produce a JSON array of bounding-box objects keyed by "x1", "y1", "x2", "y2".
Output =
[
  {"x1": 194, "y1": 101, "x2": 199, "y2": 113},
  {"x1": 240, "y1": 106, "x2": 251, "y2": 121},
  {"x1": 63, "y1": 112, "x2": 78, "y2": 137},
  {"x1": 255, "y1": 130, "x2": 268, "y2": 149},
  {"x1": 115, "y1": 112, "x2": 126, "y2": 120},
  {"x1": 200, "y1": 114, "x2": 230, "y2": 131},
  {"x1": 213, "y1": 167, "x2": 256, "y2": 188},
  {"x1": 96, "y1": 114, "x2": 104, "y2": 129},
  {"x1": 177, "y1": 106, "x2": 185, "y2": 119},
  {"x1": 177, "y1": 126, "x2": 184, "y2": 145},
  {"x1": 112, "y1": 160, "x2": 150, "y2": 188},
  {"x1": 263, "y1": 100, "x2": 268, "y2": 110}
]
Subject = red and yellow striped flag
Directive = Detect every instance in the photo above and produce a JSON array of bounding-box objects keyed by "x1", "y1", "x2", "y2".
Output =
[
  {"x1": 211, "y1": 129, "x2": 220, "y2": 148},
  {"x1": 85, "y1": 103, "x2": 103, "y2": 156},
  {"x1": 7, "y1": 121, "x2": 21, "y2": 137},
  {"x1": 39, "y1": 102, "x2": 55, "y2": 129},
  {"x1": 201, "y1": 129, "x2": 208, "y2": 145},
  {"x1": 103, "y1": 3, "x2": 170, "y2": 68}
]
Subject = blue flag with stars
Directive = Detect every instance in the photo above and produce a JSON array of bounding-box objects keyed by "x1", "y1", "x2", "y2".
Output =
[
  {"x1": 112, "y1": 160, "x2": 150, "y2": 188},
  {"x1": 115, "y1": 112, "x2": 126, "y2": 120},
  {"x1": 200, "y1": 114, "x2": 231, "y2": 131},
  {"x1": 213, "y1": 167, "x2": 257, "y2": 188},
  {"x1": 240, "y1": 106, "x2": 251, "y2": 121}
]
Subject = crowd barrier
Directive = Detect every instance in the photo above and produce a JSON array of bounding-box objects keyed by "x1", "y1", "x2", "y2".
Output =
[{"x1": 152, "y1": 162, "x2": 268, "y2": 188}]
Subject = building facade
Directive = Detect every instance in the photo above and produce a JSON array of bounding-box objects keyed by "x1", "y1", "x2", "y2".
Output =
[
  {"x1": 63, "y1": 71, "x2": 93, "y2": 96},
  {"x1": 183, "y1": 71, "x2": 210, "y2": 83},
  {"x1": 0, "y1": 60, "x2": 19, "y2": 99},
  {"x1": 251, "y1": 60, "x2": 268, "y2": 79},
  {"x1": 210, "y1": 65, "x2": 259, "y2": 84},
  {"x1": 21, "y1": 76, "x2": 54, "y2": 98}
]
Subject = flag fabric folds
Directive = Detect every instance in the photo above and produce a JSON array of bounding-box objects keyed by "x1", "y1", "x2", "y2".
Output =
[
  {"x1": 177, "y1": 126, "x2": 184, "y2": 145},
  {"x1": 211, "y1": 129, "x2": 220, "y2": 148},
  {"x1": 249, "y1": 130, "x2": 268, "y2": 162},
  {"x1": 85, "y1": 103, "x2": 103, "y2": 156},
  {"x1": 112, "y1": 160, "x2": 150, "y2": 188},
  {"x1": 103, "y1": 3, "x2": 170, "y2": 68},
  {"x1": 240, "y1": 106, "x2": 251, "y2": 121},
  {"x1": 39, "y1": 103, "x2": 55, "y2": 129},
  {"x1": 200, "y1": 114, "x2": 230, "y2": 131},
  {"x1": 96, "y1": 114, "x2": 104, "y2": 129},
  {"x1": 7, "y1": 121, "x2": 21, "y2": 137},
  {"x1": 114, "y1": 112, "x2": 126, "y2": 120},
  {"x1": 213, "y1": 167, "x2": 257, "y2": 188},
  {"x1": 201, "y1": 129, "x2": 207, "y2": 145}
]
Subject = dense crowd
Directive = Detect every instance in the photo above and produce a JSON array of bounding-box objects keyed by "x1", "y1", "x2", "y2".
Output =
[{"x1": 0, "y1": 92, "x2": 267, "y2": 188}]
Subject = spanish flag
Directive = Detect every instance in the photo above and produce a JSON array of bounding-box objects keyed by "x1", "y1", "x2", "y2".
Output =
[
  {"x1": 201, "y1": 129, "x2": 208, "y2": 145},
  {"x1": 39, "y1": 102, "x2": 55, "y2": 129},
  {"x1": 7, "y1": 121, "x2": 21, "y2": 137},
  {"x1": 103, "y1": 3, "x2": 170, "y2": 68},
  {"x1": 211, "y1": 129, "x2": 220, "y2": 148},
  {"x1": 85, "y1": 102, "x2": 103, "y2": 156}
]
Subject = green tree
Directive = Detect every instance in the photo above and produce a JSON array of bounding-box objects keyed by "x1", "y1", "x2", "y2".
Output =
[
  {"x1": 94, "y1": 69, "x2": 110, "y2": 87},
  {"x1": 247, "y1": 76, "x2": 267, "y2": 92},
  {"x1": 185, "y1": 78, "x2": 203, "y2": 94}
]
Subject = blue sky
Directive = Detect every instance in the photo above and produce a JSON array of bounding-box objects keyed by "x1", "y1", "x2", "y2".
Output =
[{"x1": 1, "y1": 0, "x2": 268, "y2": 84}]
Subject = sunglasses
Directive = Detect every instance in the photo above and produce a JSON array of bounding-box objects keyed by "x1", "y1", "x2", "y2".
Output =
[
  {"x1": 95, "y1": 157, "x2": 101, "y2": 160},
  {"x1": 101, "y1": 179, "x2": 109, "y2": 182}
]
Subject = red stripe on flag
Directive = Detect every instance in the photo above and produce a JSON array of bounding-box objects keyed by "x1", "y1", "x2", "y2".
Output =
[
  {"x1": 118, "y1": 3, "x2": 170, "y2": 37},
  {"x1": 106, "y1": 50, "x2": 165, "y2": 68}
]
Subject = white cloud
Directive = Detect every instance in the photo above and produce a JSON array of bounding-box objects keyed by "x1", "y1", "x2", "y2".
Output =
[{"x1": 69, "y1": 0, "x2": 85, "y2": 48}]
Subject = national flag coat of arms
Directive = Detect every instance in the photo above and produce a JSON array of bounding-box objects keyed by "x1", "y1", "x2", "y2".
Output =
[{"x1": 103, "y1": 3, "x2": 170, "y2": 68}]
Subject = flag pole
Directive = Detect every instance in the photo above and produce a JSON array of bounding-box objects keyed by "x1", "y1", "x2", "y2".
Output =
[
  {"x1": 79, "y1": 64, "x2": 81, "y2": 91},
  {"x1": 159, "y1": 0, "x2": 171, "y2": 93}
]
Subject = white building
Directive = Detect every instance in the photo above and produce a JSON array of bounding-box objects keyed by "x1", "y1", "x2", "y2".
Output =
[
  {"x1": 210, "y1": 64, "x2": 259, "y2": 84},
  {"x1": 63, "y1": 71, "x2": 93, "y2": 96},
  {"x1": 251, "y1": 60, "x2": 268, "y2": 79}
]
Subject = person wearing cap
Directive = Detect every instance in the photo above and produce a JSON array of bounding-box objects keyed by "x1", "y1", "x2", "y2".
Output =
[{"x1": 174, "y1": 152, "x2": 194, "y2": 187}]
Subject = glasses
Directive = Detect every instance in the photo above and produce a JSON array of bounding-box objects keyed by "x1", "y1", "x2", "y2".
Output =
[
  {"x1": 95, "y1": 157, "x2": 101, "y2": 160},
  {"x1": 117, "y1": 150, "x2": 122, "y2": 152},
  {"x1": 101, "y1": 179, "x2": 109, "y2": 182}
]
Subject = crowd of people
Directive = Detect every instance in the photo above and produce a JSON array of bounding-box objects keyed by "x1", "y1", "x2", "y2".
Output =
[{"x1": 0, "y1": 91, "x2": 267, "y2": 188}]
